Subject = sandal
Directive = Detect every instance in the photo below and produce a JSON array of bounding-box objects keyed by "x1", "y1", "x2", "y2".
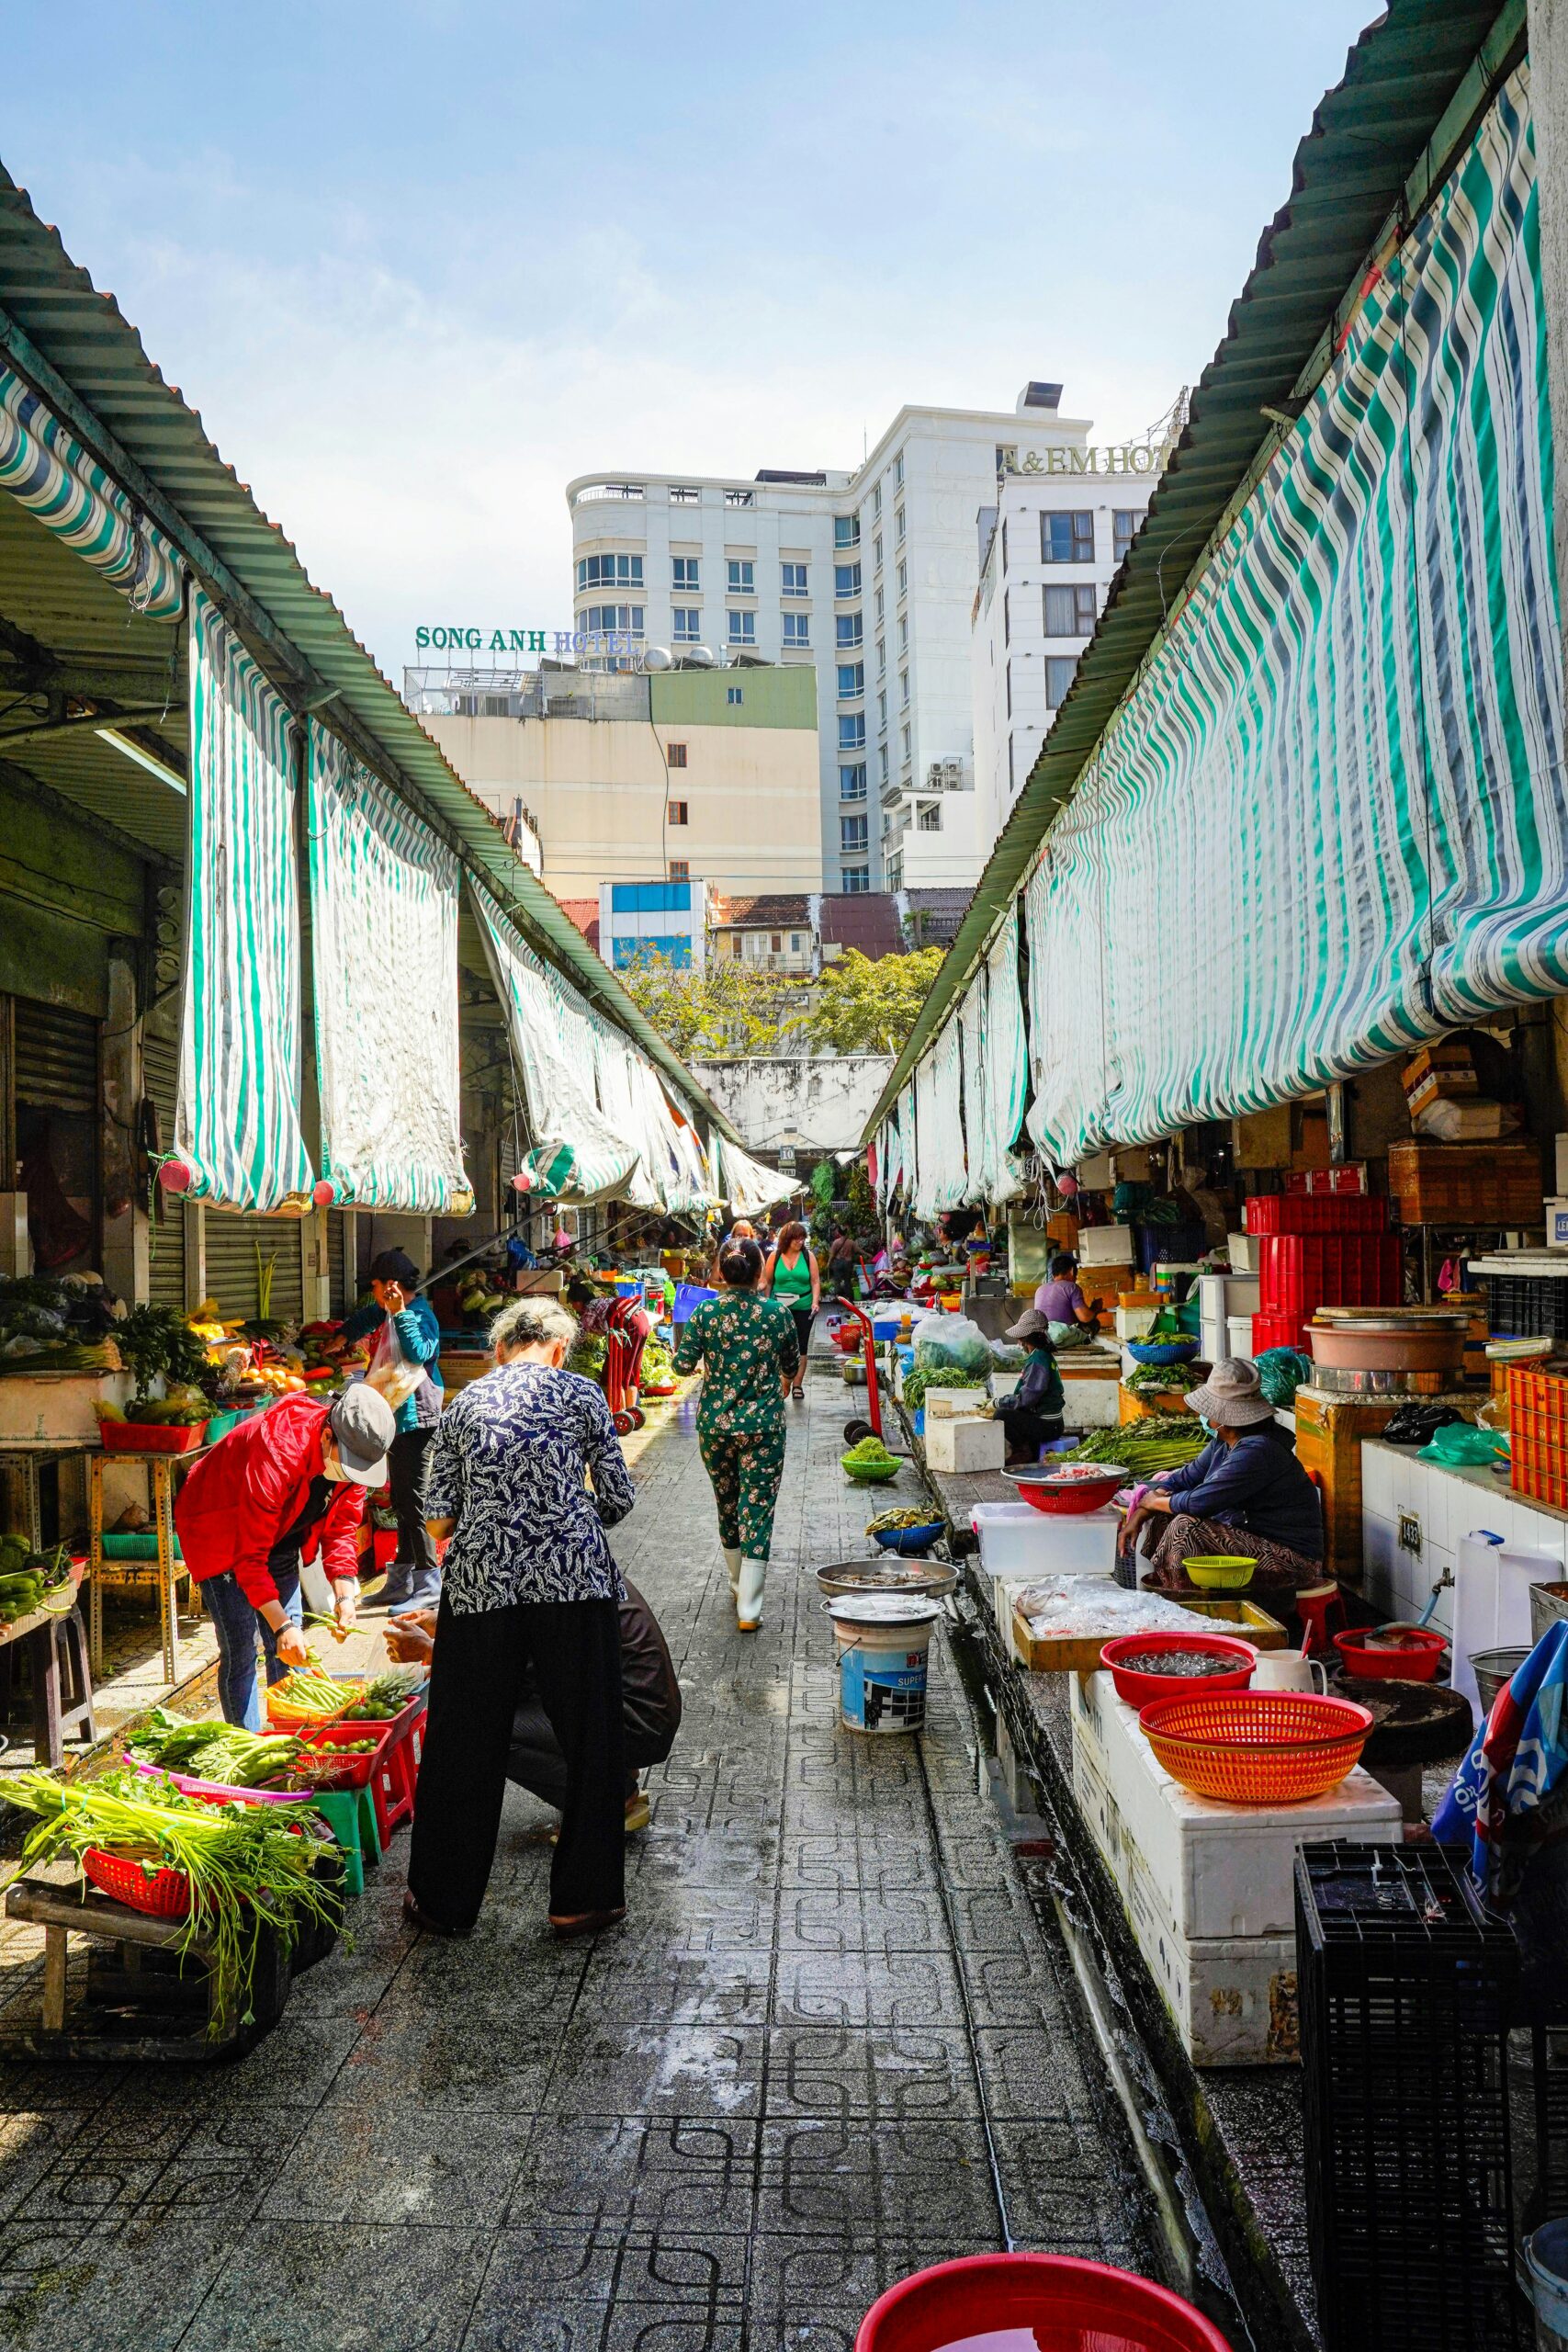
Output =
[
  {"x1": 549, "y1": 1905, "x2": 627, "y2": 1940},
  {"x1": 402, "y1": 1890, "x2": 469, "y2": 1939}
]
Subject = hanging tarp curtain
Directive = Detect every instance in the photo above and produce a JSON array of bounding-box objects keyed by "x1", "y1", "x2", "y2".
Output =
[
  {"x1": 716, "y1": 1134, "x2": 795, "y2": 1217},
  {"x1": 911, "y1": 1023, "x2": 965, "y2": 1218},
  {"x1": 1021, "y1": 69, "x2": 1567, "y2": 1162},
  {"x1": 590, "y1": 1023, "x2": 661, "y2": 1209},
  {"x1": 958, "y1": 972, "x2": 989, "y2": 1208},
  {"x1": 0, "y1": 366, "x2": 184, "y2": 619},
  {"x1": 171, "y1": 589, "x2": 314, "y2": 1214},
  {"x1": 875, "y1": 1114, "x2": 902, "y2": 1212},
  {"x1": 306, "y1": 722, "x2": 472, "y2": 1215},
  {"x1": 981, "y1": 909, "x2": 1028, "y2": 1202},
  {"x1": 897, "y1": 1082, "x2": 918, "y2": 1213},
  {"x1": 469, "y1": 880, "x2": 640, "y2": 1203}
]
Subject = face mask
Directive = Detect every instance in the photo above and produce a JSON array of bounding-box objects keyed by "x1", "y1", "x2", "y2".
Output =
[
  {"x1": 1198, "y1": 1419, "x2": 1216, "y2": 1436},
  {"x1": 320, "y1": 1437, "x2": 351, "y2": 1485}
]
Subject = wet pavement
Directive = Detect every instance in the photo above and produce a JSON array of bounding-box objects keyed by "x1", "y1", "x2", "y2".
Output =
[{"x1": 0, "y1": 1369, "x2": 1162, "y2": 2350}]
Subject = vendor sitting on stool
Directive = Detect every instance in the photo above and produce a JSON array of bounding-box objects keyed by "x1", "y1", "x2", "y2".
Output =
[
  {"x1": 1119, "y1": 1357, "x2": 1324, "y2": 1593},
  {"x1": 1032, "y1": 1251, "x2": 1102, "y2": 1343},
  {"x1": 996, "y1": 1308, "x2": 1066, "y2": 1465}
]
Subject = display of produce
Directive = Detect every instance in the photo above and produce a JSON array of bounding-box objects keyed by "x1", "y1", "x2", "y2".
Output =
[
  {"x1": 841, "y1": 1437, "x2": 902, "y2": 1484},
  {"x1": 340, "y1": 1667, "x2": 426, "y2": 1720},
  {"x1": 1, "y1": 1768, "x2": 340, "y2": 2029},
  {"x1": 1122, "y1": 1361, "x2": 1191, "y2": 1397},
  {"x1": 127, "y1": 1710, "x2": 306, "y2": 1787},
  {"x1": 864, "y1": 1506, "x2": 938, "y2": 1535},
  {"x1": 900, "y1": 1363, "x2": 986, "y2": 1412},
  {"x1": 1058, "y1": 1417, "x2": 1208, "y2": 1474},
  {"x1": 0, "y1": 1272, "x2": 123, "y2": 1370},
  {"x1": 0, "y1": 1536, "x2": 74, "y2": 1623},
  {"x1": 266, "y1": 1657, "x2": 360, "y2": 1723}
]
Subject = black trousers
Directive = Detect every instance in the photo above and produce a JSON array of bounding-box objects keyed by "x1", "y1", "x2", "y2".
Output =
[
  {"x1": 998, "y1": 1403, "x2": 1065, "y2": 1460},
  {"x1": 410, "y1": 1593, "x2": 626, "y2": 1929},
  {"x1": 388, "y1": 1426, "x2": 438, "y2": 1577},
  {"x1": 787, "y1": 1304, "x2": 814, "y2": 1369}
]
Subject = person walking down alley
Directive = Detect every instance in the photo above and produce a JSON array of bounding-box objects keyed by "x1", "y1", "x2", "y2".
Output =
[
  {"x1": 762, "y1": 1219, "x2": 820, "y2": 1401},
  {"x1": 674, "y1": 1236, "x2": 799, "y2": 1631},
  {"x1": 341, "y1": 1249, "x2": 445, "y2": 1612},
  {"x1": 405, "y1": 1295, "x2": 637, "y2": 1940}
]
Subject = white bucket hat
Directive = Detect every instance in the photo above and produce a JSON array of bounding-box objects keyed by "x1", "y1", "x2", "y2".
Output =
[{"x1": 1182, "y1": 1357, "x2": 1276, "y2": 1429}]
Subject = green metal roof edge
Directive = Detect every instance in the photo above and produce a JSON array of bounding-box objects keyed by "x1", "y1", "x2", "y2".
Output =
[
  {"x1": 0, "y1": 176, "x2": 737, "y2": 1148},
  {"x1": 861, "y1": 0, "x2": 1524, "y2": 1153}
]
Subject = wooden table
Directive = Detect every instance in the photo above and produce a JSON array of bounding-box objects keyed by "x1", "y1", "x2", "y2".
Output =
[
  {"x1": 85, "y1": 1443, "x2": 210, "y2": 1686},
  {"x1": 0, "y1": 1597, "x2": 96, "y2": 1766}
]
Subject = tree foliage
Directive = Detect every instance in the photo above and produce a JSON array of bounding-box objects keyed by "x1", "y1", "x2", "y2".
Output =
[
  {"x1": 802, "y1": 948, "x2": 944, "y2": 1057},
  {"x1": 619, "y1": 950, "x2": 804, "y2": 1059}
]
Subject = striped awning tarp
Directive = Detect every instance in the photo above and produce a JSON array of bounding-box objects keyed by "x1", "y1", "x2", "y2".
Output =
[
  {"x1": 0, "y1": 365, "x2": 183, "y2": 619},
  {"x1": 172, "y1": 589, "x2": 314, "y2": 1213},
  {"x1": 1021, "y1": 68, "x2": 1567, "y2": 1163},
  {"x1": 715, "y1": 1134, "x2": 796, "y2": 1216},
  {"x1": 307, "y1": 722, "x2": 473, "y2": 1215},
  {"x1": 911, "y1": 1019, "x2": 966, "y2": 1219},
  {"x1": 897, "y1": 1082, "x2": 918, "y2": 1215},
  {"x1": 469, "y1": 879, "x2": 641, "y2": 1203}
]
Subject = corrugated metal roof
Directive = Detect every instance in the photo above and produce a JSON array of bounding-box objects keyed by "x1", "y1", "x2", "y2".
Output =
[
  {"x1": 0, "y1": 170, "x2": 737, "y2": 1142},
  {"x1": 861, "y1": 0, "x2": 1520, "y2": 1149}
]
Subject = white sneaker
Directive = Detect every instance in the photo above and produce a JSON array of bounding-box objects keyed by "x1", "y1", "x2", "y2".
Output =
[
  {"x1": 722, "y1": 1546, "x2": 741, "y2": 1600},
  {"x1": 737, "y1": 1556, "x2": 766, "y2": 1629}
]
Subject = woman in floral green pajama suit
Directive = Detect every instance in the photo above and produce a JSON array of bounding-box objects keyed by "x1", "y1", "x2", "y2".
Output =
[{"x1": 673, "y1": 1237, "x2": 801, "y2": 1630}]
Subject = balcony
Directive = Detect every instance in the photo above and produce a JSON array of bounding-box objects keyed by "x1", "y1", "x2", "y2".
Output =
[{"x1": 572, "y1": 482, "x2": 646, "y2": 505}]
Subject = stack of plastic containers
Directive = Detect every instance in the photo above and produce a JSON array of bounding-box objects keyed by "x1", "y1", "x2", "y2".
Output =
[{"x1": 1244, "y1": 1193, "x2": 1399, "y2": 1352}]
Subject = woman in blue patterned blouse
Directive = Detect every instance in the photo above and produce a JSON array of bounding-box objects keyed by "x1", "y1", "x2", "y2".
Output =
[{"x1": 404, "y1": 1294, "x2": 637, "y2": 1940}]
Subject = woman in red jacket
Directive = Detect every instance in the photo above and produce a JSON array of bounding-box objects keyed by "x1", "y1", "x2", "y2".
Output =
[{"x1": 174, "y1": 1385, "x2": 396, "y2": 1729}]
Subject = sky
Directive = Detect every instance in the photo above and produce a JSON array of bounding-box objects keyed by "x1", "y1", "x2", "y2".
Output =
[{"x1": 5, "y1": 2, "x2": 1374, "y2": 683}]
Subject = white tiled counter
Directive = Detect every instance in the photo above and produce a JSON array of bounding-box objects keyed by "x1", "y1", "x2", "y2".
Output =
[{"x1": 1360, "y1": 1439, "x2": 1566, "y2": 1704}]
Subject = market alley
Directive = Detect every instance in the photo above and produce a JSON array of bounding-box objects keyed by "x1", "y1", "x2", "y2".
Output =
[{"x1": 0, "y1": 1365, "x2": 1161, "y2": 2352}]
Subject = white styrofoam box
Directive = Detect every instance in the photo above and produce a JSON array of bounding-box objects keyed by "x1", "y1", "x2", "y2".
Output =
[
  {"x1": 925, "y1": 1414, "x2": 1006, "y2": 1475},
  {"x1": 1059, "y1": 1361, "x2": 1122, "y2": 1430},
  {"x1": 987, "y1": 1371, "x2": 1021, "y2": 1404},
  {"x1": 1227, "y1": 1231, "x2": 1259, "y2": 1273},
  {"x1": 972, "y1": 1500, "x2": 1119, "y2": 1584},
  {"x1": 1075, "y1": 1671, "x2": 1400, "y2": 1940},
  {"x1": 1227, "y1": 1315, "x2": 1255, "y2": 1359},
  {"x1": 1115, "y1": 1304, "x2": 1160, "y2": 1340},
  {"x1": 0, "y1": 1370, "x2": 133, "y2": 1442},
  {"x1": 925, "y1": 1385, "x2": 990, "y2": 1420},
  {"x1": 1198, "y1": 1272, "x2": 1261, "y2": 1323},
  {"x1": 1077, "y1": 1227, "x2": 1137, "y2": 1268},
  {"x1": 1123, "y1": 1846, "x2": 1300, "y2": 2066}
]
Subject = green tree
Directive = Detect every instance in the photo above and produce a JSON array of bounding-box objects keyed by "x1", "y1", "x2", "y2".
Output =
[
  {"x1": 802, "y1": 948, "x2": 943, "y2": 1056},
  {"x1": 619, "y1": 949, "x2": 804, "y2": 1059}
]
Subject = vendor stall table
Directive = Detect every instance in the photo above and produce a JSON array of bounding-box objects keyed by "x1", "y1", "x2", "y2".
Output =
[
  {"x1": 0, "y1": 1436, "x2": 96, "y2": 1551},
  {"x1": 85, "y1": 1442, "x2": 209, "y2": 1686},
  {"x1": 0, "y1": 1598, "x2": 96, "y2": 1767}
]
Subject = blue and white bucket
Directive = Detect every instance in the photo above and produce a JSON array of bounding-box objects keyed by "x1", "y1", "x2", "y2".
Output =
[
  {"x1": 1527, "y1": 2219, "x2": 1568, "y2": 2351},
  {"x1": 828, "y1": 1593, "x2": 942, "y2": 1735}
]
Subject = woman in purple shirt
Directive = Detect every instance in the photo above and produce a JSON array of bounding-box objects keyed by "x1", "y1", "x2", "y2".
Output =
[{"x1": 1032, "y1": 1252, "x2": 1101, "y2": 1333}]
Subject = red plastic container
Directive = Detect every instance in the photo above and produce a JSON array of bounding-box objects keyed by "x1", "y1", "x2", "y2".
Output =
[
  {"x1": 1333, "y1": 1626, "x2": 1446, "y2": 1682},
  {"x1": 1257, "y1": 1233, "x2": 1401, "y2": 1318},
  {"x1": 1100, "y1": 1630, "x2": 1257, "y2": 1709},
  {"x1": 98, "y1": 1420, "x2": 209, "y2": 1454},
  {"x1": 855, "y1": 2252, "x2": 1233, "y2": 2352},
  {"x1": 1249, "y1": 1311, "x2": 1310, "y2": 1354},
  {"x1": 83, "y1": 1846, "x2": 192, "y2": 1917},
  {"x1": 1136, "y1": 1690, "x2": 1373, "y2": 1804},
  {"x1": 1005, "y1": 1466, "x2": 1129, "y2": 1516},
  {"x1": 1244, "y1": 1194, "x2": 1388, "y2": 1236}
]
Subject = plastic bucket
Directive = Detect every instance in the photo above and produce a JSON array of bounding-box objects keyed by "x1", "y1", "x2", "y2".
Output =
[
  {"x1": 1526, "y1": 2219, "x2": 1568, "y2": 2351},
  {"x1": 855, "y1": 2251, "x2": 1233, "y2": 2352},
  {"x1": 828, "y1": 1594, "x2": 941, "y2": 1736}
]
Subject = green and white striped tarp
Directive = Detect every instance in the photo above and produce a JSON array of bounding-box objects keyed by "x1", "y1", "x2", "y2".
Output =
[
  {"x1": 1021, "y1": 68, "x2": 1564, "y2": 1164},
  {"x1": 911, "y1": 1020, "x2": 966, "y2": 1219},
  {"x1": 306, "y1": 722, "x2": 472, "y2": 1215},
  {"x1": 173, "y1": 590, "x2": 314, "y2": 1214},
  {"x1": 959, "y1": 908, "x2": 1028, "y2": 1205},
  {"x1": 469, "y1": 880, "x2": 641, "y2": 1203},
  {"x1": 0, "y1": 365, "x2": 183, "y2": 619}
]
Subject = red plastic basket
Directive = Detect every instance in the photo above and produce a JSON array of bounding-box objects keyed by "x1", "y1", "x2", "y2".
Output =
[
  {"x1": 1135, "y1": 1689, "x2": 1373, "y2": 1804},
  {"x1": 854, "y1": 2252, "x2": 1234, "y2": 2352},
  {"x1": 1257, "y1": 1233, "x2": 1401, "y2": 1319},
  {"x1": 1333, "y1": 1627, "x2": 1446, "y2": 1682},
  {"x1": 1244, "y1": 1194, "x2": 1387, "y2": 1236},
  {"x1": 1006, "y1": 1467, "x2": 1128, "y2": 1516},
  {"x1": 82, "y1": 1846, "x2": 192, "y2": 1917},
  {"x1": 98, "y1": 1420, "x2": 209, "y2": 1455},
  {"x1": 1250, "y1": 1310, "x2": 1310, "y2": 1355},
  {"x1": 1100, "y1": 1631, "x2": 1257, "y2": 1709},
  {"x1": 299, "y1": 1719, "x2": 392, "y2": 1792}
]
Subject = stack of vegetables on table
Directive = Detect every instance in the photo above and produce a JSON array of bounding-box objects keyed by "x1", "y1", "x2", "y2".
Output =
[
  {"x1": 0, "y1": 1537, "x2": 76, "y2": 1623},
  {"x1": 1, "y1": 1768, "x2": 343, "y2": 2030},
  {"x1": 0, "y1": 1272, "x2": 124, "y2": 1374},
  {"x1": 900, "y1": 1363, "x2": 986, "y2": 1413},
  {"x1": 1122, "y1": 1361, "x2": 1191, "y2": 1401},
  {"x1": 1058, "y1": 1417, "x2": 1208, "y2": 1476},
  {"x1": 638, "y1": 1339, "x2": 676, "y2": 1396}
]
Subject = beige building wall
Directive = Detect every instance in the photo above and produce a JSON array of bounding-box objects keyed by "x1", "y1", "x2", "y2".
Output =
[{"x1": 424, "y1": 710, "x2": 824, "y2": 902}]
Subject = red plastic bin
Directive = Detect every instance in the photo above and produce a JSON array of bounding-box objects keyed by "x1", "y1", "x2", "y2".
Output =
[
  {"x1": 321, "y1": 1690, "x2": 427, "y2": 1846},
  {"x1": 1244, "y1": 1194, "x2": 1388, "y2": 1236},
  {"x1": 1257, "y1": 1233, "x2": 1401, "y2": 1317},
  {"x1": 98, "y1": 1420, "x2": 209, "y2": 1454},
  {"x1": 1251, "y1": 1310, "x2": 1310, "y2": 1354},
  {"x1": 855, "y1": 2252, "x2": 1233, "y2": 2352}
]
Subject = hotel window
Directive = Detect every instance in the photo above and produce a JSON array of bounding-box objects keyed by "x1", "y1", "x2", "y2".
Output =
[
  {"x1": 669, "y1": 484, "x2": 701, "y2": 503},
  {"x1": 1044, "y1": 582, "x2": 1097, "y2": 636},
  {"x1": 1009, "y1": 736, "x2": 1016, "y2": 793},
  {"x1": 667, "y1": 800, "x2": 688, "y2": 825},
  {"x1": 877, "y1": 691, "x2": 887, "y2": 728},
  {"x1": 1001, "y1": 520, "x2": 1009, "y2": 573},
  {"x1": 727, "y1": 558, "x2": 755, "y2": 594},
  {"x1": 874, "y1": 586, "x2": 885, "y2": 622},
  {"x1": 898, "y1": 614, "x2": 908, "y2": 650},
  {"x1": 840, "y1": 762, "x2": 867, "y2": 801},
  {"x1": 1041, "y1": 510, "x2": 1095, "y2": 563},
  {"x1": 893, "y1": 453, "x2": 904, "y2": 488},
  {"x1": 835, "y1": 562, "x2": 862, "y2": 597},
  {"x1": 871, "y1": 482, "x2": 882, "y2": 518},
  {"x1": 1003, "y1": 591, "x2": 1011, "y2": 646},
  {"x1": 672, "y1": 608, "x2": 701, "y2": 643},
  {"x1": 1005, "y1": 664, "x2": 1012, "y2": 718},
  {"x1": 1045, "y1": 654, "x2": 1078, "y2": 706},
  {"x1": 581, "y1": 605, "x2": 644, "y2": 635},
  {"x1": 895, "y1": 504, "x2": 906, "y2": 543},
  {"x1": 727, "y1": 684, "x2": 743, "y2": 704},
  {"x1": 834, "y1": 515, "x2": 860, "y2": 548},
  {"x1": 783, "y1": 612, "x2": 810, "y2": 649},
  {"x1": 839, "y1": 713, "x2": 866, "y2": 750},
  {"x1": 1114, "y1": 508, "x2": 1140, "y2": 560},
  {"x1": 873, "y1": 533, "x2": 884, "y2": 572},
  {"x1": 843, "y1": 863, "x2": 870, "y2": 893},
  {"x1": 668, "y1": 858, "x2": 690, "y2": 882},
  {"x1": 781, "y1": 561, "x2": 808, "y2": 597},
  {"x1": 876, "y1": 638, "x2": 886, "y2": 675},
  {"x1": 728, "y1": 608, "x2": 756, "y2": 645},
  {"x1": 901, "y1": 723, "x2": 911, "y2": 761},
  {"x1": 841, "y1": 814, "x2": 869, "y2": 853},
  {"x1": 897, "y1": 560, "x2": 908, "y2": 598},
  {"x1": 835, "y1": 612, "x2": 863, "y2": 648},
  {"x1": 879, "y1": 744, "x2": 890, "y2": 782},
  {"x1": 576, "y1": 552, "x2": 644, "y2": 593},
  {"x1": 665, "y1": 742, "x2": 688, "y2": 769},
  {"x1": 837, "y1": 662, "x2": 864, "y2": 698},
  {"x1": 899, "y1": 668, "x2": 909, "y2": 707},
  {"x1": 672, "y1": 556, "x2": 699, "y2": 590}
]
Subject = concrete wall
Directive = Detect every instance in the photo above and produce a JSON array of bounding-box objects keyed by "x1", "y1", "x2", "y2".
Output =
[{"x1": 690, "y1": 1056, "x2": 893, "y2": 1153}]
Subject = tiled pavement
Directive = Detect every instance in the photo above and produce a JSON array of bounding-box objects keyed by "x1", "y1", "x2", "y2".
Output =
[{"x1": 0, "y1": 1369, "x2": 1160, "y2": 2350}]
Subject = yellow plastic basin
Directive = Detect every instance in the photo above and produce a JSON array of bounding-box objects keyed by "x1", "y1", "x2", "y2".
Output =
[{"x1": 1182, "y1": 1555, "x2": 1257, "y2": 1591}]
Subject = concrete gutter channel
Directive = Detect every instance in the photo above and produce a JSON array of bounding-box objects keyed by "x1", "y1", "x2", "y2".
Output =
[{"x1": 911, "y1": 1424, "x2": 1319, "y2": 2352}]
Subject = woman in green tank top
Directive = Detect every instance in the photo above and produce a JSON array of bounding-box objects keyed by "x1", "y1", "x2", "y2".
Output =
[{"x1": 762, "y1": 1220, "x2": 820, "y2": 1402}]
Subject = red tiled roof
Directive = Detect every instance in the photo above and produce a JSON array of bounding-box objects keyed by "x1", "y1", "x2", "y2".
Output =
[
  {"x1": 711, "y1": 893, "x2": 812, "y2": 929},
  {"x1": 556, "y1": 898, "x2": 601, "y2": 952}
]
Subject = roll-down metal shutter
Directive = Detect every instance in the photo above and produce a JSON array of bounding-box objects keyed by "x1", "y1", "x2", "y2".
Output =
[{"x1": 200, "y1": 1212, "x2": 306, "y2": 1325}]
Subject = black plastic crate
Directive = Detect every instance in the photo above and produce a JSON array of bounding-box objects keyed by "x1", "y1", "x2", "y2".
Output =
[
  {"x1": 1481, "y1": 1272, "x2": 1568, "y2": 1341},
  {"x1": 1296, "y1": 1841, "x2": 1526, "y2": 2352}
]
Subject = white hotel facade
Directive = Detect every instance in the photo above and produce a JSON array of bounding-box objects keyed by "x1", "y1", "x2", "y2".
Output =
[{"x1": 566, "y1": 387, "x2": 1164, "y2": 896}]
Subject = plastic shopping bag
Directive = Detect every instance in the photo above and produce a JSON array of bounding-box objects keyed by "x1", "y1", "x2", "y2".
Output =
[{"x1": 364, "y1": 1313, "x2": 423, "y2": 1416}]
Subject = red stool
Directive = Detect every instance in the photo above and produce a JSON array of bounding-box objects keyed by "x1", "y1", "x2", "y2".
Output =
[{"x1": 1296, "y1": 1581, "x2": 1348, "y2": 1656}]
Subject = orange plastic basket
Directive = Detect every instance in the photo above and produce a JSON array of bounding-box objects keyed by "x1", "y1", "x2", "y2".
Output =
[
  {"x1": 265, "y1": 1674, "x2": 355, "y2": 1732},
  {"x1": 1135, "y1": 1690, "x2": 1372, "y2": 1805},
  {"x1": 82, "y1": 1845, "x2": 192, "y2": 1917}
]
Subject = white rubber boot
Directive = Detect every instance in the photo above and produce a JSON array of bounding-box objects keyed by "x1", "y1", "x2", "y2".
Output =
[
  {"x1": 722, "y1": 1546, "x2": 741, "y2": 1600},
  {"x1": 737, "y1": 1555, "x2": 767, "y2": 1630}
]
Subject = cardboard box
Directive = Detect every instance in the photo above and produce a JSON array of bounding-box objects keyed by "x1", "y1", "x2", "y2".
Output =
[
  {"x1": 924, "y1": 1414, "x2": 1005, "y2": 1474},
  {"x1": 1226, "y1": 1231, "x2": 1258, "y2": 1272},
  {"x1": 1404, "y1": 1041, "x2": 1475, "y2": 1089}
]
